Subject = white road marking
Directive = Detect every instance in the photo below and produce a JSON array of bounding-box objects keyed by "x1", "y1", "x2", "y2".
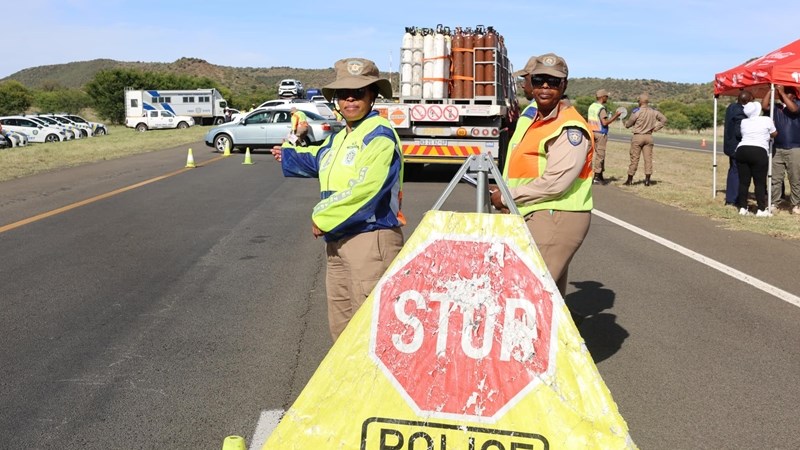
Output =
[
  {"x1": 249, "y1": 409, "x2": 283, "y2": 450},
  {"x1": 593, "y1": 209, "x2": 800, "y2": 308}
]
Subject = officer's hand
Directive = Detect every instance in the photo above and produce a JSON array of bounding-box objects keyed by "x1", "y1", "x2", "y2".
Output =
[
  {"x1": 489, "y1": 186, "x2": 510, "y2": 214},
  {"x1": 311, "y1": 220, "x2": 324, "y2": 239},
  {"x1": 271, "y1": 146, "x2": 282, "y2": 162}
]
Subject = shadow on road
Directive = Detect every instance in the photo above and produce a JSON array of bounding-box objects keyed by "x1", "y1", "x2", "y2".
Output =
[{"x1": 565, "y1": 280, "x2": 629, "y2": 363}]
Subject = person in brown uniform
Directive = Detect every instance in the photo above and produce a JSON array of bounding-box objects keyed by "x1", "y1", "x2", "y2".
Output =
[{"x1": 623, "y1": 93, "x2": 667, "y2": 186}]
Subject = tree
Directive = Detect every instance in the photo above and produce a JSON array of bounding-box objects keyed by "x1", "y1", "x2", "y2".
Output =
[
  {"x1": 665, "y1": 111, "x2": 690, "y2": 132},
  {"x1": 0, "y1": 81, "x2": 34, "y2": 115},
  {"x1": 85, "y1": 69, "x2": 147, "y2": 124},
  {"x1": 685, "y1": 103, "x2": 714, "y2": 133},
  {"x1": 34, "y1": 88, "x2": 93, "y2": 114}
]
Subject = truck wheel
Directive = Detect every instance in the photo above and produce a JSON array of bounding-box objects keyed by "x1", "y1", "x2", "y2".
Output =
[
  {"x1": 214, "y1": 134, "x2": 232, "y2": 153},
  {"x1": 214, "y1": 117, "x2": 224, "y2": 125},
  {"x1": 44, "y1": 134, "x2": 60, "y2": 143},
  {"x1": 177, "y1": 121, "x2": 189, "y2": 129},
  {"x1": 136, "y1": 123, "x2": 148, "y2": 132}
]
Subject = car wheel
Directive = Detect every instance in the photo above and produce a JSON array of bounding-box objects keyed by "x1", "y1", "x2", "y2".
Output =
[
  {"x1": 95, "y1": 127, "x2": 107, "y2": 136},
  {"x1": 136, "y1": 123, "x2": 148, "y2": 132},
  {"x1": 45, "y1": 134, "x2": 60, "y2": 143},
  {"x1": 177, "y1": 121, "x2": 189, "y2": 129},
  {"x1": 214, "y1": 134, "x2": 232, "y2": 153},
  {"x1": 80, "y1": 130, "x2": 89, "y2": 138}
]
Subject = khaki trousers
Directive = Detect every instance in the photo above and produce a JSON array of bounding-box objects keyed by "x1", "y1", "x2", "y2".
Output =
[
  {"x1": 525, "y1": 210, "x2": 591, "y2": 296},
  {"x1": 325, "y1": 227, "x2": 404, "y2": 341},
  {"x1": 771, "y1": 147, "x2": 800, "y2": 206},
  {"x1": 593, "y1": 132, "x2": 608, "y2": 173},
  {"x1": 628, "y1": 134, "x2": 654, "y2": 176}
]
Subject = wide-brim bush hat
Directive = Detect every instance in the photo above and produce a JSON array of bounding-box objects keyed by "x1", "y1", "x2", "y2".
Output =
[{"x1": 322, "y1": 58, "x2": 393, "y2": 101}]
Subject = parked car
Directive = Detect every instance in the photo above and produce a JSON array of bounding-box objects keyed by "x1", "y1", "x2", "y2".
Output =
[
  {"x1": 3, "y1": 129, "x2": 29, "y2": 147},
  {"x1": 277, "y1": 79, "x2": 304, "y2": 98},
  {"x1": 28, "y1": 116, "x2": 76, "y2": 140},
  {"x1": 0, "y1": 116, "x2": 65, "y2": 143},
  {"x1": 63, "y1": 114, "x2": 108, "y2": 136},
  {"x1": 44, "y1": 114, "x2": 93, "y2": 138},
  {"x1": 256, "y1": 98, "x2": 336, "y2": 120},
  {"x1": 204, "y1": 108, "x2": 344, "y2": 153},
  {"x1": 309, "y1": 95, "x2": 327, "y2": 103},
  {"x1": 34, "y1": 115, "x2": 83, "y2": 139}
]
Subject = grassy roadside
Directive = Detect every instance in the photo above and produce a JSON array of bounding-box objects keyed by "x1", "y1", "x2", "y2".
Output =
[
  {"x1": 0, "y1": 125, "x2": 207, "y2": 181},
  {"x1": 601, "y1": 140, "x2": 799, "y2": 240},
  {"x1": 1, "y1": 128, "x2": 797, "y2": 240}
]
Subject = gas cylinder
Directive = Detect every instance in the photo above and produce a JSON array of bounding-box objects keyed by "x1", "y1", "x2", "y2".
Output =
[
  {"x1": 451, "y1": 27, "x2": 464, "y2": 99},
  {"x1": 411, "y1": 27, "x2": 424, "y2": 97},
  {"x1": 422, "y1": 28, "x2": 434, "y2": 99},
  {"x1": 484, "y1": 26, "x2": 497, "y2": 97},
  {"x1": 402, "y1": 26, "x2": 413, "y2": 49},
  {"x1": 473, "y1": 25, "x2": 485, "y2": 96},
  {"x1": 443, "y1": 26, "x2": 452, "y2": 99},
  {"x1": 432, "y1": 24, "x2": 446, "y2": 99},
  {"x1": 463, "y1": 28, "x2": 474, "y2": 99}
]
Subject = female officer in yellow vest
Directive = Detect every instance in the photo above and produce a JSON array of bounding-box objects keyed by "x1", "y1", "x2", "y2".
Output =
[
  {"x1": 490, "y1": 53, "x2": 594, "y2": 297},
  {"x1": 272, "y1": 58, "x2": 405, "y2": 342}
]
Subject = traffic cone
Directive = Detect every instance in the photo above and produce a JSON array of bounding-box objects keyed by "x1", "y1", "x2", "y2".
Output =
[
  {"x1": 221, "y1": 435, "x2": 246, "y2": 450},
  {"x1": 242, "y1": 147, "x2": 254, "y2": 165},
  {"x1": 701, "y1": 138, "x2": 707, "y2": 148},
  {"x1": 223, "y1": 141, "x2": 231, "y2": 157},
  {"x1": 185, "y1": 148, "x2": 196, "y2": 168}
]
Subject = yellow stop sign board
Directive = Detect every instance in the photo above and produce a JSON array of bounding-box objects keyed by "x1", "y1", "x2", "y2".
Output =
[{"x1": 263, "y1": 211, "x2": 637, "y2": 450}]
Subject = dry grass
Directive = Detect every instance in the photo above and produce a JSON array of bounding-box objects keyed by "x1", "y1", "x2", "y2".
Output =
[
  {"x1": 0, "y1": 125, "x2": 206, "y2": 181},
  {"x1": 602, "y1": 140, "x2": 800, "y2": 240}
]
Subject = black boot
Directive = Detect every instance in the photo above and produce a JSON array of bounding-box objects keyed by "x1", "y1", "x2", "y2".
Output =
[
  {"x1": 644, "y1": 174, "x2": 651, "y2": 186},
  {"x1": 593, "y1": 173, "x2": 604, "y2": 185},
  {"x1": 623, "y1": 175, "x2": 633, "y2": 186}
]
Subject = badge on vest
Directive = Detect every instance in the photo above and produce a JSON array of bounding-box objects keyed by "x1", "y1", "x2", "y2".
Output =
[
  {"x1": 343, "y1": 144, "x2": 359, "y2": 166},
  {"x1": 567, "y1": 129, "x2": 583, "y2": 146}
]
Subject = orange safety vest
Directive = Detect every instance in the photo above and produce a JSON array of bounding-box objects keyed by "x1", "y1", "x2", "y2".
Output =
[{"x1": 504, "y1": 106, "x2": 594, "y2": 215}]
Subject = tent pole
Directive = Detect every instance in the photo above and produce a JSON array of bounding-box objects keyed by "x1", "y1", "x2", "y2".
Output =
[
  {"x1": 768, "y1": 84, "x2": 775, "y2": 212},
  {"x1": 712, "y1": 96, "x2": 718, "y2": 198}
]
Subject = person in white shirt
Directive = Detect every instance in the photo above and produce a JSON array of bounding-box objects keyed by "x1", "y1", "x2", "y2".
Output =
[{"x1": 736, "y1": 101, "x2": 778, "y2": 216}]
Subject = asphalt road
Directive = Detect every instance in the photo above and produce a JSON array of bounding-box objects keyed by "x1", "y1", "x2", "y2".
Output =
[{"x1": 0, "y1": 142, "x2": 798, "y2": 449}]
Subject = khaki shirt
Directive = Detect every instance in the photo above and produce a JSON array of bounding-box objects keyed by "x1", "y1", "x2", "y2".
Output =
[
  {"x1": 506, "y1": 104, "x2": 592, "y2": 207},
  {"x1": 624, "y1": 105, "x2": 667, "y2": 134}
]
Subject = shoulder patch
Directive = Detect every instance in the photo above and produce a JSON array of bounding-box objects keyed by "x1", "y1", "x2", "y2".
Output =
[{"x1": 567, "y1": 128, "x2": 583, "y2": 146}]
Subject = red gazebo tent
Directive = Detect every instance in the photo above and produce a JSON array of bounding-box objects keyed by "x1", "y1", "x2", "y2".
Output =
[{"x1": 712, "y1": 39, "x2": 800, "y2": 208}]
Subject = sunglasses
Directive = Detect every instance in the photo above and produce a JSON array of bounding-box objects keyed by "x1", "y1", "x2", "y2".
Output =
[
  {"x1": 335, "y1": 88, "x2": 370, "y2": 100},
  {"x1": 530, "y1": 75, "x2": 564, "y2": 88}
]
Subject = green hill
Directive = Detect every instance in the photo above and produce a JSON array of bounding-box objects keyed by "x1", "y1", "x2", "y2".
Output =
[{"x1": 2, "y1": 57, "x2": 715, "y2": 104}]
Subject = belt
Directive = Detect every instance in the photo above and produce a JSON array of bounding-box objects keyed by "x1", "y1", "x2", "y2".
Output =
[{"x1": 633, "y1": 132, "x2": 652, "y2": 135}]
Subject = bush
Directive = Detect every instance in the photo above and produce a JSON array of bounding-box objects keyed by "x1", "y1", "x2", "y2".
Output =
[{"x1": 0, "y1": 81, "x2": 34, "y2": 115}]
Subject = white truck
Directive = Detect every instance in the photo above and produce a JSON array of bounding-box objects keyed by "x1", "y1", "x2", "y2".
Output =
[
  {"x1": 125, "y1": 110, "x2": 195, "y2": 132},
  {"x1": 373, "y1": 25, "x2": 519, "y2": 170},
  {"x1": 124, "y1": 88, "x2": 229, "y2": 126}
]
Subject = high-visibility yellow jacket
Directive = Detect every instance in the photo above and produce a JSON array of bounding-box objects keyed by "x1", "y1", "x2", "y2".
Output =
[
  {"x1": 280, "y1": 111, "x2": 405, "y2": 241},
  {"x1": 291, "y1": 110, "x2": 308, "y2": 133},
  {"x1": 587, "y1": 101, "x2": 607, "y2": 134}
]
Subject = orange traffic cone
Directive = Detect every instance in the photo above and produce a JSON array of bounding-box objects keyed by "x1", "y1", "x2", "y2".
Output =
[
  {"x1": 242, "y1": 147, "x2": 254, "y2": 165},
  {"x1": 701, "y1": 138, "x2": 707, "y2": 148},
  {"x1": 185, "y1": 148, "x2": 196, "y2": 168}
]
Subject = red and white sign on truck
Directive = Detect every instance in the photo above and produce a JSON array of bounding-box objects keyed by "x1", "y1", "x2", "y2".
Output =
[
  {"x1": 370, "y1": 236, "x2": 556, "y2": 420},
  {"x1": 373, "y1": 24, "x2": 520, "y2": 167}
]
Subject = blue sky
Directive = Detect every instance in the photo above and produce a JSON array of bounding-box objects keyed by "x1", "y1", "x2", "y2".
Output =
[{"x1": 4, "y1": 0, "x2": 799, "y2": 84}]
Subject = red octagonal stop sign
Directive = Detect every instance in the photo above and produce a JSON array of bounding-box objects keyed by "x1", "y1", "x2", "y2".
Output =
[{"x1": 370, "y1": 237, "x2": 556, "y2": 421}]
